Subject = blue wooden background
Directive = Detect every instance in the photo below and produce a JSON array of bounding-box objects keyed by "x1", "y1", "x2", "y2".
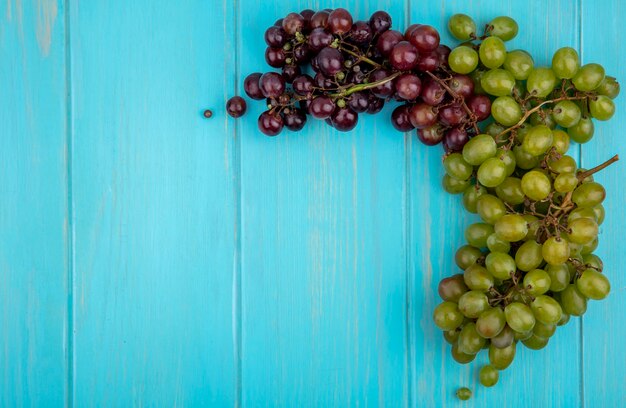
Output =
[{"x1": 1, "y1": 0, "x2": 624, "y2": 406}]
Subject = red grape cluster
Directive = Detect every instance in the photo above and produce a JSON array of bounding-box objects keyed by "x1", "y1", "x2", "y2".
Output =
[{"x1": 226, "y1": 8, "x2": 488, "y2": 148}]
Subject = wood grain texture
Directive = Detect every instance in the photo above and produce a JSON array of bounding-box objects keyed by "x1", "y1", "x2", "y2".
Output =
[
  {"x1": 70, "y1": 1, "x2": 238, "y2": 405},
  {"x1": 2, "y1": 0, "x2": 625, "y2": 406},
  {"x1": 0, "y1": 0, "x2": 69, "y2": 406}
]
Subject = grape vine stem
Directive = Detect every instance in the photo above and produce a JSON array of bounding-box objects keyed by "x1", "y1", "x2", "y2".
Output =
[
  {"x1": 425, "y1": 71, "x2": 480, "y2": 134},
  {"x1": 495, "y1": 94, "x2": 591, "y2": 140},
  {"x1": 328, "y1": 71, "x2": 402, "y2": 98},
  {"x1": 338, "y1": 46, "x2": 382, "y2": 69},
  {"x1": 577, "y1": 154, "x2": 620, "y2": 180}
]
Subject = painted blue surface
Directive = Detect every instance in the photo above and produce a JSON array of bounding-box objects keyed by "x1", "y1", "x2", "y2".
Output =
[{"x1": 1, "y1": 0, "x2": 624, "y2": 407}]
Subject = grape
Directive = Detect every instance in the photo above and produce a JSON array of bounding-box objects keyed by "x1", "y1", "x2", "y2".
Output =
[
  {"x1": 481, "y1": 69, "x2": 516, "y2": 96},
  {"x1": 522, "y1": 334, "x2": 549, "y2": 350},
  {"x1": 395, "y1": 73, "x2": 422, "y2": 100},
  {"x1": 523, "y1": 268, "x2": 551, "y2": 296},
  {"x1": 418, "y1": 124, "x2": 445, "y2": 146},
  {"x1": 439, "y1": 274, "x2": 469, "y2": 302},
  {"x1": 226, "y1": 96, "x2": 247, "y2": 118},
  {"x1": 468, "y1": 95, "x2": 492, "y2": 121},
  {"x1": 420, "y1": 79, "x2": 446, "y2": 105},
  {"x1": 258, "y1": 111, "x2": 284, "y2": 136},
  {"x1": 531, "y1": 295, "x2": 563, "y2": 324},
  {"x1": 244, "y1": 73, "x2": 265, "y2": 100},
  {"x1": 259, "y1": 72, "x2": 286, "y2": 98},
  {"x1": 458, "y1": 322, "x2": 486, "y2": 355},
  {"x1": 463, "y1": 185, "x2": 487, "y2": 213},
  {"x1": 476, "y1": 308, "x2": 506, "y2": 338},
  {"x1": 560, "y1": 284, "x2": 588, "y2": 316},
  {"x1": 328, "y1": 8, "x2": 353, "y2": 34},
  {"x1": 505, "y1": 302, "x2": 536, "y2": 332},
  {"x1": 542, "y1": 237, "x2": 570, "y2": 265},
  {"x1": 479, "y1": 365, "x2": 499, "y2": 387},
  {"x1": 309, "y1": 96, "x2": 336, "y2": 119},
  {"x1": 292, "y1": 74, "x2": 314, "y2": 95},
  {"x1": 448, "y1": 14, "x2": 477, "y2": 40},
  {"x1": 408, "y1": 25, "x2": 440, "y2": 52},
  {"x1": 489, "y1": 342, "x2": 516, "y2": 369},
  {"x1": 577, "y1": 269, "x2": 610, "y2": 300},
  {"x1": 551, "y1": 129, "x2": 570, "y2": 154},
  {"x1": 459, "y1": 290, "x2": 489, "y2": 318},
  {"x1": 552, "y1": 100, "x2": 581, "y2": 128},
  {"x1": 462, "y1": 134, "x2": 497, "y2": 165},
  {"x1": 448, "y1": 46, "x2": 479, "y2": 74},
  {"x1": 572, "y1": 63, "x2": 605, "y2": 91},
  {"x1": 369, "y1": 10, "x2": 392, "y2": 33},
  {"x1": 491, "y1": 96, "x2": 522, "y2": 126},
  {"x1": 331, "y1": 107, "x2": 358, "y2": 131},
  {"x1": 515, "y1": 240, "x2": 543, "y2": 271},
  {"x1": 439, "y1": 104, "x2": 467, "y2": 126},
  {"x1": 265, "y1": 47, "x2": 286, "y2": 68},
  {"x1": 452, "y1": 344, "x2": 476, "y2": 364},
  {"x1": 521, "y1": 170, "x2": 551, "y2": 201},
  {"x1": 494, "y1": 214, "x2": 528, "y2": 242},
  {"x1": 589, "y1": 95, "x2": 615, "y2": 121},
  {"x1": 389, "y1": 41, "x2": 419, "y2": 70},
  {"x1": 283, "y1": 109, "x2": 307, "y2": 131},
  {"x1": 433, "y1": 302, "x2": 464, "y2": 330},
  {"x1": 504, "y1": 50, "x2": 534, "y2": 80},
  {"x1": 491, "y1": 325, "x2": 514, "y2": 349},
  {"x1": 464, "y1": 264, "x2": 494, "y2": 291},
  {"x1": 495, "y1": 177, "x2": 525, "y2": 205},
  {"x1": 409, "y1": 103, "x2": 437, "y2": 128},
  {"x1": 477, "y1": 158, "x2": 507, "y2": 187},
  {"x1": 479, "y1": 36, "x2": 507, "y2": 69},
  {"x1": 443, "y1": 174, "x2": 470, "y2": 194},
  {"x1": 348, "y1": 92, "x2": 370, "y2": 113},
  {"x1": 572, "y1": 182, "x2": 606, "y2": 208},
  {"x1": 391, "y1": 105, "x2": 414, "y2": 132},
  {"x1": 376, "y1": 30, "x2": 403, "y2": 56},
  {"x1": 568, "y1": 116, "x2": 595, "y2": 143},
  {"x1": 444, "y1": 153, "x2": 473, "y2": 180},
  {"x1": 455, "y1": 245, "x2": 483, "y2": 269},
  {"x1": 456, "y1": 387, "x2": 472, "y2": 401},
  {"x1": 317, "y1": 47, "x2": 344, "y2": 76},
  {"x1": 443, "y1": 127, "x2": 470, "y2": 152},
  {"x1": 551, "y1": 47, "x2": 580, "y2": 79},
  {"x1": 307, "y1": 28, "x2": 333, "y2": 51},
  {"x1": 527, "y1": 67, "x2": 557, "y2": 97},
  {"x1": 533, "y1": 321, "x2": 557, "y2": 338},
  {"x1": 349, "y1": 21, "x2": 373, "y2": 44},
  {"x1": 489, "y1": 16, "x2": 518, "y2": 41},
  {"x1": 568, "y1": 218, "x2": 598, "y2": 244},
  {"x1": 596, "y1": 76, "x2": 620, "y2": 99}
]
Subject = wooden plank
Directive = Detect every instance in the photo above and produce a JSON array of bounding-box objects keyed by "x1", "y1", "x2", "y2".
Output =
[
  {"x1": 0, "y1": 0, "x2": 69, "y2": 406},
  {"x1": 409, "y1": 1, "x2": 583, "y2": 406},
  {"x1": 70, "y1": 1, "x2": 238, "y2": 405},
  {"x1": 237, "y1": 1, "x2": 409, "y2": 406},
  {"x1": 579, "y1": 1, "x2": 626, "y2": 405}
]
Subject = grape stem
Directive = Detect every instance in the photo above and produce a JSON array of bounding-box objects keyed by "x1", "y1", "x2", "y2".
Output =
[
  {"x1": 494, "y1": 94, "x2": 591, "y2": 140},
  {"x1": 328, "y1": 71, "x2": 402, "y2": 98},
  {"x1": 577, "y1": 154, "x2": 620, "y2": 180},
  {"x1": 425, "y1": 71, "x2": 480, "y2": 134},
  {"x1": 338, "y1": 46, "x2": 382, "y2": 69}
]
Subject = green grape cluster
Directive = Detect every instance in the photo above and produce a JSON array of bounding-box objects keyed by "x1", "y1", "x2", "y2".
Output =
[{"x1": 437, "y1": 14, "x2": 620, "y2": 393}]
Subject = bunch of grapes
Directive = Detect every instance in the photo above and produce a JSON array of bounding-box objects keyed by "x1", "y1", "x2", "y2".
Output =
[
  {"x1": 226, "y1": 8, "x2": 490, "y2": 141},
  {"x1": 433, "y1": 14, "x2": 619, "y2": 391}
]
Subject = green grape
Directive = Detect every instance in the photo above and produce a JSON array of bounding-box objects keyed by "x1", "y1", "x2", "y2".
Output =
[
  {"x1": 449, "y1": 46, "x2": 479, "y2": 74},
  {"x1": 479, "y1": 365, "x2": 499, "y2": 387},
  {"x1": 465, "y1": 223, "x2": 495, "y2": 248},
  {"x1": 552, "y1": 100, "x2": 582, "y2": 128},
  {"x1": 485, "y1": 122, "x2": 506, "y2": 138},
  {"x1": 521, "y1": 170, "x2": 552, "y2": 201},
  {"x1": 489, "y1": 342, "x2": 516, "y2": 369},
  {"x1": 523, "y1": 268, "x2": 551, "y2": 296},
  {"x1": 566, "y1": 235, "x2": 583, "y2": 257},
  {"x1": 593, "y1": 205, "x2": 605, "y2": 225},
  {"x1": 568, "y1": 117, "x2": 594, "y2": 143},
  {"x1": 481, "y1": 69, "x2": 516, "y2": 96},
  {"x1": 491, "y1": 96, "x2": 523, "y2": 126},
  {"x1": 513, "y1": 328, "x2": 533, "y2": 341},
  {"x1": 433, "y1": 301, "x2": 465, "y2": 330},
  {"x1": 554, "y1": 173, "x2": 578, "y2": 193},
  {"x1": 551, "y1": 129, "x2": 570, "y2": 154},
  {"x1": 476, "y1": 194, "x2": 506, "y2": 224},
  {"x1": 444, "y1": 329, "x2": 461, "y2": 344},
  {"x1": 448, "y1": 14, "x2": 477, "y2": 41},
  {"x1": 589, "y1": 95, "x2": 615, "y2": 121},
  {"x1": 438, "y1": 274, "x2": 469, "y2": 302},
  {"x1": 581, "y1": 237, "x2": 598, "y2": 255},
  {"x1": 455, "y1": 245, "x2": 483, "y2": 269},
  {"x1": 551, "y1": 47, "x2": 580, "y2": 79},
  {"x1": 542, "y1": 236, "x2": 571, "y2": 265},
  {"x1": 503, "y1": 50, "x2": 534, "y2": 80},
  {"x1": 550, "y1": 155, "x2": 577, "y2": 173},
  {"x1": 443, "y1": 174, "x2": 471, "y2": 194},
  {"x1": 573, "y1": 182, "x2": 606, "y2": 208},
  {"x1": 577, "y1": 269, "x2": 610, "y2": 300},
  {"x1": 533, "y1": 320, "x2": 557, "y2": 338},
  {"x1": 489, "y1": 16, "x2": 518, "y2": 41},
  {"x1": 463, "y1": 185, "x2": 487, "y2": 213},
  {"x1": 459, "y1": 290, "x2": 490, "y2": 319},
  {"x1": 560, "y1": 284, "x2": 588, "y2": 316},
  {"x1": 463, "y1": 134, "x2": 497, "y2": 165},
  {"x1": 583, "y1": 253, "x2": 604, "y2": 271},
  {"x1": 491, "y1": 325, "x2": 514, "y2": 347},
  {"x1": 477, "y1": 158, "x2": 508, "y2": 188},
  {"x1": 558, "y1": 313, "x2": 571, "y2": 326},
  {"x1": 479, "y1": 36, "x2": 507, "y2": 69},
  {"x1": 527, "y1": 67, "x2": 557, "y2": 97},
  {"x1": 452, "y1": 344, "x2": 476, "y2": 364},
  {"x1": 505, "y1": 302, "x2": 536, "y2": 332},
  {"x1": 476, "y1": 307, "x2": 506, "y2": 338},
  {"x1": 464, "y1": 264, "x2": 494, "y2": 291},
  {"x1": 523, "y1": 214, "x2": 541, "y2": 241},
  {"x1": 576, "y1": 168, "x2": 595, "y2": 183},
  {"x1": 470, "y1": 69, "x2": 486, "y2": 94},
  {"x1": 572, "y1": 63, "x2": 605, "y2": 91},
  {"x1": 531, "y1": 295, "x2": 563, "y2": 324},
  {"x1": 456, "y1": 387, "x2": 472, "y2": 400},
  {"x1": 522, "y1": 333, "x2": 549, "y2": 350},
  {"x1": 495, "y1": 177, "x2": 525, "y2": 205},
  {"x1": 485, "y1": 251, "x2": 516, "y2": 280},
  {"x1": 522, "y1": 125, "x2": 554, "y2": 156},
  {"x1": 568, "y1": 207, "x2": 598, "y2": 223},
  {"x1": 530, "y1": 109, "x2": 557, "y2": 129},
  {"x1": 515, "y1": 240, "x2": 543, "y2": 271},
  {"x1": 513, "y1": 145, "x2": 540, "y2": 170},
  {"x1": 494, "y1": 214, "x2": 528, "y2": 242},
  {"x1": 496, "y1": 149, "x2": 517, "y2": 176},
  {"x1": 596, "y1": 76, "x2": 620, "y2": 99},
  {"x1": 487, "y1": 234, "x2": 511, "y2": 253},
  {"x1": 546, "y1": 264, "x2": 570, "y2": 292},
  {"x1": 568, "y1": 217, "x2": 598, "y2": 244},
  {"x1": 444, "y1": 153, "x2": 473, "y2": 180},
  {"x1": 458, "y1": 322, "x2": 486, "y2": 355}
]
